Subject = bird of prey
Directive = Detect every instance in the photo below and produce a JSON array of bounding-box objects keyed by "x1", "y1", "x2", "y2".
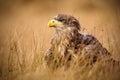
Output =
[{"x1": 44, "y1": 14, "x2": 112, "y2": 68}]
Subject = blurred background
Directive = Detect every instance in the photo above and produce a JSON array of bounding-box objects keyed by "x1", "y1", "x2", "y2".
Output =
[{"x1": 0, "y1": 0, "x2": 120, "y2": 80}]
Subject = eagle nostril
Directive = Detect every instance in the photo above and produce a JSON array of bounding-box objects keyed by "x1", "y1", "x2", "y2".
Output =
[{"x1": 52, "y1": 21, "x2": 55, "y2": 23}]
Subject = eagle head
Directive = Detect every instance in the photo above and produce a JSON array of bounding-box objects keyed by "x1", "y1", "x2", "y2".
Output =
[{"x1": 48, "y1": 14, "x2": 80, "y2": 31}]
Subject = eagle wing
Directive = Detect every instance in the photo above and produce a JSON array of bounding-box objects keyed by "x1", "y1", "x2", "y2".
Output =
[{"x1": 77, "y1": 33, "x2": 111, "y2": 63}]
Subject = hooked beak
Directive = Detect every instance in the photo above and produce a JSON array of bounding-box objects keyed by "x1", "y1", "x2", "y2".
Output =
[{"x1": 48, "y1": 19, "x2": 63, "y2": 28}]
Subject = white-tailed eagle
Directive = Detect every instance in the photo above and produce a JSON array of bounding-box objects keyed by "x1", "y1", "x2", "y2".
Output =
[{"x1": 45, "y1": 14, "x2": 112, "y2": 68}]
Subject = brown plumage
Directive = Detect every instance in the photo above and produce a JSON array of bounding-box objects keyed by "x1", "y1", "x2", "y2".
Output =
[{"x1": 45, "y1": 14, "x2": 117, "y2": 68}]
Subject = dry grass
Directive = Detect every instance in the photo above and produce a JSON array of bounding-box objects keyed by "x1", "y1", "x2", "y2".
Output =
[
  {"x1": 1, "y1": 22, "x2": 120, "y2": 80},
  {"x1": 1, "y1": 29, "x2": 120, "y2": 80},
  {"x1": 0, "y1": 0, "x2": 120, "y2": 80}
]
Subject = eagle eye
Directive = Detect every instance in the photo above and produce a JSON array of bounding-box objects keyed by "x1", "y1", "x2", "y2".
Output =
[{"x1": 58, "y1": 19, "x2": 65, "y2": 23}]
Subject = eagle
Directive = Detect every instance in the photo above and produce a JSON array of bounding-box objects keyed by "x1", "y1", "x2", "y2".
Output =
[{"x1": 44, "y1": 14, "x2": 112, "y2": 68}]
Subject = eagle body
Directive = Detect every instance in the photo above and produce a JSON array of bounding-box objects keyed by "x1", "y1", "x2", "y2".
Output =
[{"x1": 45, "y1": 14, "x2": 111, "y2": 68}]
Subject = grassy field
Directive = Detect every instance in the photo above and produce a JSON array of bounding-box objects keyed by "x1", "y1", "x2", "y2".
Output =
[{"x1": 0, "y1": 0, "x2": 120, "y2": 80}]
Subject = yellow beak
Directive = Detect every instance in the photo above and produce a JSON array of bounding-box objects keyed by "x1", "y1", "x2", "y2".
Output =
[{"x1": 48, "y1": 19, "x2": 63, "y2": 28}]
